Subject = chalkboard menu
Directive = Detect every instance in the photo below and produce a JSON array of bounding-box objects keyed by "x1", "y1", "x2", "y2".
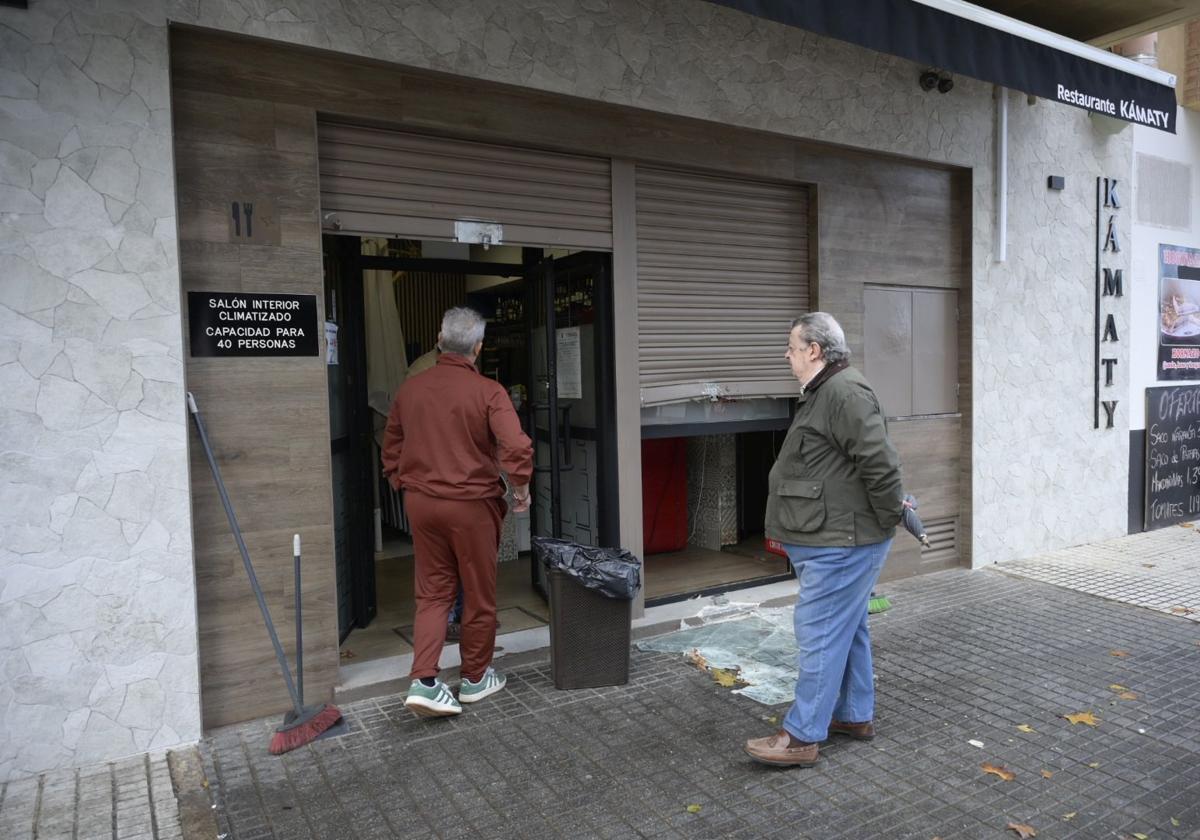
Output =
[
  {"x1": 1145, "y1": 384, "x2": 1200, "y2": 530},
  {"x1": 188, "y1": 291, "x2": 318, "y2": 357}
]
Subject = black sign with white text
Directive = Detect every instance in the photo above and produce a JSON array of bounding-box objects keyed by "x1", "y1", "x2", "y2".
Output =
[
  {"x1": 188, "y1": 291, "x2": 318, "y2": 357},
  {"x1": 1145, "y1": 385, "x2": 1200, "y2": 530}
]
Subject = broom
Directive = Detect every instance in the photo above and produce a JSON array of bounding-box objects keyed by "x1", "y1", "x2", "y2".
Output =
[{"x1": 187, "y1": 393, "x2": 343, "y2": 754}]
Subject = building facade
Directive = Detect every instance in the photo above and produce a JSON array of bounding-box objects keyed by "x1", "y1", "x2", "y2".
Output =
[{"x1": 1, "y1": 0, "x2": 1138, "y2": 780}]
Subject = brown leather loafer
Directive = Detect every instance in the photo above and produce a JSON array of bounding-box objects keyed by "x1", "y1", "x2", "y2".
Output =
[
  {"x1": 744, "y1": 730, "x2": 819, "y2": 767},
  {"x1": 828, "y1": 719, "x2": 875, "y2": 740}
]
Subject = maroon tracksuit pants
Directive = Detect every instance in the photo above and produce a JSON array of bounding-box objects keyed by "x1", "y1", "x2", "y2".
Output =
[{"x1": 406, "y1": 492, "x2": 505, "y2": 682}]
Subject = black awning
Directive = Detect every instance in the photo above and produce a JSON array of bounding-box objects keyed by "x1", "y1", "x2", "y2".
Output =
[{"x1": 706, "y1": 0, "x2": 1177, "y2": 133}]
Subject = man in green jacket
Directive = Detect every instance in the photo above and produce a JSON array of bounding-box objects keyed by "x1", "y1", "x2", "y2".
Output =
[{"x1": 745, "y1": 312, "x2": 904, "y2": 768}]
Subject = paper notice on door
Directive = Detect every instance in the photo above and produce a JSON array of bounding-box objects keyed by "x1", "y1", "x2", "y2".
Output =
[
  {"x1": 325, "y1": 320, "x2": 339, "y2": 365},
  {"x1": 556, "y1": 326, "x2": 582, "y2": 399}
]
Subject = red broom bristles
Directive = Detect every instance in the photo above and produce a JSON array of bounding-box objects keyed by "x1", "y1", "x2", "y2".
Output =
[{"x1": 268, "y1": 704, "x2": 343, "y2": 755}]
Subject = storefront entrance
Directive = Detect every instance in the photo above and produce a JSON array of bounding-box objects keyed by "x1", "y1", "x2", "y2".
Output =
[
  {"x1": 170, "y1": 27, "x2": 970, "y2": 727},
  {"x1": 323, "y1": 236, "x2": 618, "y2": 663}
]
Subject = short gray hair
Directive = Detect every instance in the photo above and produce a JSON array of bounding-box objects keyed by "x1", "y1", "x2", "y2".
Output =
[
  {"x1": 791, "y1": 312, "x2": 850, "y2": 364},
  {"x1": 439, "y1": 307, "x2": 486, "y2": 354}
]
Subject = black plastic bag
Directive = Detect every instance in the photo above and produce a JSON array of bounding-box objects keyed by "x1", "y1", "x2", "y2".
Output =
[{"x1": 533, "y1": 537, "x2": 641, "y2": 600}]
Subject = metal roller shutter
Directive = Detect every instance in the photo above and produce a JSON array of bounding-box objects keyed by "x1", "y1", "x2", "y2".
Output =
[
  {"x1": 636, "y1": 166, "x2": 810, "y2": 406},
  {"x1": 318, "y1": 123, "x2": 613, "y2": 250}
]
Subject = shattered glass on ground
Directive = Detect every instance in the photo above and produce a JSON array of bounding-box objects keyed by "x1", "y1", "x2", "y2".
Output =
[{"x1": 636, "y1": 602, "x2": 799, "y2": 705}]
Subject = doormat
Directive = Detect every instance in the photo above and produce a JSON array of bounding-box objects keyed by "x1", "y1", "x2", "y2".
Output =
[{"x1": 392, "y1": 605, "x2": 547, "y2": 645}]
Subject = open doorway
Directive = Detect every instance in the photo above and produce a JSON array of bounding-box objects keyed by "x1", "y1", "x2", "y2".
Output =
[
  {"x1": 641, "y1": 427, "x2": 794, "y2": 604},
  {"x1": 323, "y1": 235, "x2": 618, "y2": 665}
]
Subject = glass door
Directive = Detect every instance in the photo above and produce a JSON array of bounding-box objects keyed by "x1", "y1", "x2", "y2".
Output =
[{"x1": 526, "y1": 252, "x2": 617, "y2": 594}]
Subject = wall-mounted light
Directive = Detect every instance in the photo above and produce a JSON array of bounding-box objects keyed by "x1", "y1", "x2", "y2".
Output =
[
  {"x1": 1047, "y1": 175, "x2": 1065, "y2": 191},
  {"x1": 919, "y1": 69, "x2": 954, "y2": 94}
]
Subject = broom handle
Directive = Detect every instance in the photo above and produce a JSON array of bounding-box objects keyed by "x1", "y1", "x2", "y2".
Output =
[
  {"x1": 294, "y1": 533, "x2": 303, "y2": 708},
  {"x1": 188, "y1": 393, "x2": 304, "y2": 717}
]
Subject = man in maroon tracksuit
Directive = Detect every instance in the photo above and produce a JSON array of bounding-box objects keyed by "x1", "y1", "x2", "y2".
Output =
[{"x1": 382, "y1": 307, "x2": 533, "y2": 717}]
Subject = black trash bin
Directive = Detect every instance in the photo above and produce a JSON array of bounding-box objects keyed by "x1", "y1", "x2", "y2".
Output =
[{"x1": 534, "y1": 538, "x2": 641, "y2": 690}]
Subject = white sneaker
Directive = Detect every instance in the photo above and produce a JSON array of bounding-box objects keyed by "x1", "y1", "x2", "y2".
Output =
[
  {"x1": 404, "y1": 678, "x2": 462, "y2": 717},
  {"x1": 458, "y1": 667, "x2": 507, "y2": 704}
]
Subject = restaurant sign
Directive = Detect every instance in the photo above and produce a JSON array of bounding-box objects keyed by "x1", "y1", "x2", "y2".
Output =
[{"x1": 1094, "y1": 177, "x2": 1121, "y2": 429}]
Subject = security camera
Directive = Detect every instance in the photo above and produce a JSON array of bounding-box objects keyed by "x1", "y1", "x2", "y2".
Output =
[
  {"x1": 919, "y1": 70, "x2": 939, "y2": 91},
  {"x1": 937, "y1": 74, "x2": 954, "y2": 94}
]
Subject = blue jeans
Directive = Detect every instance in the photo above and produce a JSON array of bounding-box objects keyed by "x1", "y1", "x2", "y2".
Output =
[{"x1": 781, "y1": 539, "x2": 891, "y2": 743}]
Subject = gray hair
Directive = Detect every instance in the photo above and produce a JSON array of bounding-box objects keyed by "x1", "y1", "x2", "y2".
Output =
[
  {"x1": 791, "y1": 312, "x2": 851, "y2": 364},
  {"x1": 438, "y1": 307, "x2": 486, "y2": 355}
]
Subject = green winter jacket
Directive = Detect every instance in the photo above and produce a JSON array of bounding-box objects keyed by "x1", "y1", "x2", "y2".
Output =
[{"x1": 765, "y1": 364, "x2": 904, "y2": 547}]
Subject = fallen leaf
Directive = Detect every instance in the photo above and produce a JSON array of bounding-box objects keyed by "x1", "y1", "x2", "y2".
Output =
[
  {"x1": 1170, "y1": 606, "x2": 1194, "y2": 615},
  {"x1": 710, "y1": 667, "x2": 744, "y2": 688},
  {"x1": 1063, "y1": 711, "x2": 1101, "y2": 726},
  {"x1": 1110, "y1": 684, "x2": 1128, "y2": 691},
  {"x1": 1172, "y1": 818, "x2": 1181, "y2": 827},
  {"x1": 1040, "y1": 769, "x2": 1053, "y2": 779},
  {"x1": 1111, "y1": 650, "x2": 1130, "y2": 658},
  {"x1": 1132, "y1": 833, "x2": 1150, "y2": 840},
  {"x1": 1017, "y1": 724, "x2": 1036, "y2": 733},
  {"x1": 1142, "y1": 563, "x2": 1157, "y2": 568},
  {"x1": 686, "y1": 804, "x2": 702, "y2": 814},
  {"x1": 1088, "y1": 762, "x2": 1101, "y2": 768},
  {"x1": 982, "y1": 762, "x2": 1016, "y2": 782},
  {"x1": 1062, "y1": 813, "x2": 1077, "y2": 821},
  {"x1": 1181, "y1": 522, "x2": 1194, "y2": 528},
  {"x1": 686, "y1": 649, "x2": 709, "y2": 670},
  {"x1": 766, "y1": 715, "x2": 779, "y2": 725},
  {"x1": 1118, "y1": 691, "x2": 1138, "y2": 701},
  {"x1": 1007, "y1": 822, "x2": 1037, "y2": 838}
]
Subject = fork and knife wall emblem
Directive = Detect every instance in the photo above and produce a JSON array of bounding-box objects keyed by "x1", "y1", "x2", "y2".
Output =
[
  {"x1": 231, "y1": 201, "x2": 255, "y2": 238},
  {"x1": 229, "y1": 199, "x2": 280, "y2": 243}
]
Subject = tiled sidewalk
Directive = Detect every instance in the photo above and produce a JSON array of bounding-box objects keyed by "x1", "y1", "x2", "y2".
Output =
[
  {"x1": 7, "y1": 530, "x2": 1200, "y2": 840},
  {"x1": 195, "y1": 568, "x2": 1200, "y2": 840},
  {"x1": 0, "y1": 751, "x2": 183, "y2": 840},
  {"x1": 996, "y1": 525, "x2": 1200, "y2": 622}
]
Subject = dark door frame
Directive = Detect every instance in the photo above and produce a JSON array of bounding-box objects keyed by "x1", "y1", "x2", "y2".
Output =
[
  {"x1": 327, "y1": 242, "x2": 620, "y2": 625},
  {"x1": 325, "y1": 235, "x2": 377, "y2": 639},
  {"x1": 524, "y1": 251, "x2": 620, "y2": 596}
]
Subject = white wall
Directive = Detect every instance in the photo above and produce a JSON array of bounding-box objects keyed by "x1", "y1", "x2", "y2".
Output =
[
  {"x1": 1130, "y1": 107, "x2": 1200, "y2": 427},
  {"x1": 0, "y1": 0, "x2": 200, "y2": 781}
]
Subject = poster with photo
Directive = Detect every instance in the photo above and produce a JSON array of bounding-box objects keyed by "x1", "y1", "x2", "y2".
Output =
[{"x1": 1158, "y1": 244, "x2": 1200, "y2": 380}]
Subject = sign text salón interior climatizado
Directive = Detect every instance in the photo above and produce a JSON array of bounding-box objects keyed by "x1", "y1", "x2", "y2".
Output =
[{"x1": 188, "y1": 291, "x2": 319, "y2": 357}]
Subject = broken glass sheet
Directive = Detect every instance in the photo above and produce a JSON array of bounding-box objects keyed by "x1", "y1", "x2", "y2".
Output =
[{"x1": 637, "y1": 607, "x2": 798, "y2": 705}]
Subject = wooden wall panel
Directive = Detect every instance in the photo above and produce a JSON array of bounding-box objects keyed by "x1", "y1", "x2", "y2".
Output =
[
  {"x1": 173, "y1": 77, "x2": 336, "y2": 727},
  {"x1": 795, "y1": 152, "x2": 973, "y2": 577}
]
